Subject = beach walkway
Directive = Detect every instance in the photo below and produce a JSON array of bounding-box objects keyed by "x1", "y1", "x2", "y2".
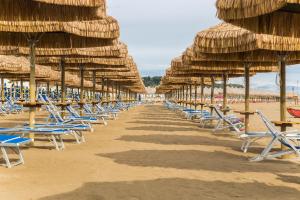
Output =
[{"x1": 1, "y1": 104, "x2": 300, "y2": 199}]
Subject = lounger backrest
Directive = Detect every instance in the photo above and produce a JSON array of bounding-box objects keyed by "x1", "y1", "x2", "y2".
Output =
[{"x1": 257, "y1": 110, "x2": 279, "y2": 138}]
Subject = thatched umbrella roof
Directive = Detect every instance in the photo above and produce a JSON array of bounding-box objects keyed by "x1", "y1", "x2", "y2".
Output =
[
  {"x1": 216, "y1": 0, "x2": 300, "y2": 37},
  {"x1": 0, "y1": 42, "x2": 128, "y2": 58},
  {"x1": 2, "y1": 0, "x2": 106, "y2": 21},
  {"x1": 194, "y1": 23, "x2": 300, "y2": 54}
]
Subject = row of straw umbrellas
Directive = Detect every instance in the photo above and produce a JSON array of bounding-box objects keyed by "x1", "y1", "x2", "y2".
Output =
[
  {"x1": 157, "y1": 0, "x2": 300, "y2": 155},
  {"x1": 0, "y1": 0, "x2": 146, "y2": 141}
]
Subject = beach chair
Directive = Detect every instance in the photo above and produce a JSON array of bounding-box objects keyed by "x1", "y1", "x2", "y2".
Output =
[
  {"x1": 82, "y1": 104, "x2": 109, "y2": 124},
  {"x1": 0, "y1": 134, "x2": 32, "y2": 168},
  {"x1": 95, "y1": 104, "x2": 118, "y2": 120},
  {"x1": 249, "y1": 111, "x2": 300, "y2": 162},
  {"x1": 0, "y1": 127, "x2": 72, "y2": 151},
  {"x1": 211, "y1": 106, "x2": 245, "y2": 133}
]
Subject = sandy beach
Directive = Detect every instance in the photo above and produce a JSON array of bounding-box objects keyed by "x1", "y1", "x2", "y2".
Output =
[{"x1": 0, "y1": 103, "x2": 300, "y2": 199}]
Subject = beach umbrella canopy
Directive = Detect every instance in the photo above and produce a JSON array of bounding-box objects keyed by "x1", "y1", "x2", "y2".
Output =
[{"x1": 216, "y1": 0, "x2": 300, "y2": 37}]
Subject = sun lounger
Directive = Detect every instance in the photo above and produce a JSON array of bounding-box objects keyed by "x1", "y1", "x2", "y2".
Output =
[
  {"x1": 0, "y1": 134, "x2": 32, "y2": 168},
  {"x1": 249, "y1": 110, "x2": 300, "y2": 162}
]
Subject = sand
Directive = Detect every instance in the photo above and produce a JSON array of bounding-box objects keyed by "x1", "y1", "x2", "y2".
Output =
[{"x1": 1, "y1": 103, "x2": 300, "y2": 199}]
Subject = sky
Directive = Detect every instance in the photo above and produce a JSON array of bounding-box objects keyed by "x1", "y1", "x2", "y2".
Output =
[{"x1": 107, "y1": 0, "x2": 300, "y2": 93}]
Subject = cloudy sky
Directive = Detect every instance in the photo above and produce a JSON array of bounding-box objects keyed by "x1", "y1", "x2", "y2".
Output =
[{"x1": 107, "y1": 0, "x2": 300, "y2": 92}]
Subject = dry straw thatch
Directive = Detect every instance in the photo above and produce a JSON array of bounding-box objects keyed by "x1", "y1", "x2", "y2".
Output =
[
  {"x1": 194, "y1": 23, "x2": 300, "y2": 53},
  {"x1": 1, "y1": 0, "x2": 106, "y2": 21},
  {"x1": 36, "y1": 56, "x2": 134, "y2": 66},
  {"x1": 33, "y1": 0, "x2": 105, "y2": 7},
  {"x1": 0, "y1": 42, "x2": 128, "y2": 57},
  {"x1": 216, "y1": 0, "x2": 300, "y2": 37},
  {"x1": 0, "y1": 16, "x2": 119, "y2": 39},
  {"x1": 183, "y1": 47, "x2": 300, "y2": 63},
  {"x1": 172, "y1": 56, "x2": 277, "y2": 74}
]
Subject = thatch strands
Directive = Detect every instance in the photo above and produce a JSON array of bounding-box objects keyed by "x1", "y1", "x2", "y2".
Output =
[
  {"x1": 0, "y1": 17, "x2": 119, "y2": 39},
  {"x1": 0, "y1": 0, "x2": 105, "y2": 21},
  {"x1": 216, "y1": 0, "x2": 300, "y2": 37},
  {"x1": 0, "y1": 43, "x2": 128, "y2": 58},
  {"x1": 194, "y1": 23, "x2": 300, "y2": 53},
  {"x1": 34, "y1": 0, "x2": 105, "y2": 7}
]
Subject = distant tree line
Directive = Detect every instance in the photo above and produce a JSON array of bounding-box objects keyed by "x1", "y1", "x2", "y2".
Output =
[
  {"x1": 215, "y1": 83, "x2": 244, "y2": 89},
  {"x1": 142, "y1": 76, "x2": 244, "y2": 89},
  {"x1": 143, "y1": 76, "x2": 162, "y2": 87}
]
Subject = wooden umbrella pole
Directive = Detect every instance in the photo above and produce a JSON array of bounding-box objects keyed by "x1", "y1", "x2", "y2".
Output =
[
  {"x1": 200, "y1": 78, "x2": 205, "y2": 112},
  {"x1": 56, "y1": 83, "x2": 59, "y2": 100},
  {"x1": 80, "y1": 65, "x2": 84, "y2": 116},
  {"x1": 244, "y1": 64, "x2": 250, "y2": 133},
  {"x1": 60, "y1": 58, "x2": 66, "y2": 104},
  {"x1": 279, "y1": 56, "x2": 287, "y2": 131},
  {"x1": 106, "y1": 79, "x2": 109, "y2": 103},
  {"x1": 92, "y1": 71, "x2": 96, "y2": 102},
  {"x1": 194, "y1": 85, "x2": 198, "y2": 110},
  {"x1": 118, "y1": 85, "x2": 121, "y2": 101},
  {"x1": 182, "y1": 85, "x2": 185, "y2": 106},
  {"x1": 46, "y1": 81, "x2": 50, "y2": 97},
  {"x1": 223, "y1": 74, "x2": 228, "y2": 115},
  {"x1": 29, "y1": 40, "x2": 36, "y2": 141},
  {"x1": 20, "y1": 79, "x2": 24, "y2": 100},
  {"x1": 101, "y1": 77, "x2": 105, "y2": 101},
  {"x1": 279, "y1": 54, "x2": 290, "y2": 157},
  {"x1": 210, "y1": 77, "x2": 215, "y2": 114},
  {"x1": 189, "y1": 84, "x2": 192, "y2": 109},
  {"x1": 1, "y1": 77, "x2": 4, "y2": 102},
  {"x1": 210, "y1": 77, "x2": 215, "y2": 105}
]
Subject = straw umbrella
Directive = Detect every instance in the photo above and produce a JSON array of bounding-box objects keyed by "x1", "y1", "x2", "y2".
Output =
[
  {"x1": 191, "y1": 22, "x2": 300, "y2": 157},
  {"x1": 216, "y1": 0, "x2": 300, "y2": 37},
  {"x1": 0, "y1": 1, "x2": 120, "y2": 141}
]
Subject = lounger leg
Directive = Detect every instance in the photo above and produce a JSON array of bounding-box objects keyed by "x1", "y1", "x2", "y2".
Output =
[
  {"x1": 72, "y1": 131, "x2": 80, "y2": 144},
  {"x1": 101, "y1": 117, "x2": 108, "y2": 126},
  {"x1": 1, "y1": 147, "x2": 11, "y2": 168},
  {"x1": 15, "y1": 147, "x2": 25, "y2": 165},
  {"x1": 58, "y1": 135, "x2": 65, "y2": 150},
  {"x1": 51, "y1": 135, "x2": 60, "y2": 151},
  {"x1": 78, "y1": 131, "x2": 85, "y2": 143},
  {"x1": 250, "y1": 137, "x2": 277, "y2": 162}
]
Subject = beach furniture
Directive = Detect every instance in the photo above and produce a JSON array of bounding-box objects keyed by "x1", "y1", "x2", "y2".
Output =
[
  {"x1": 0, "y1": 128, "x2": 71, "y2": 151},
  {"x1": 0, "y1": 134, "x2": 32, "y2": 168},
  {"x1": 250, "y1": 111, "x2": 300, "y2": 162}
]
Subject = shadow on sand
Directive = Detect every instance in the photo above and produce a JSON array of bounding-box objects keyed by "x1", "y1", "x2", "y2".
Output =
[
  {"x1": 98, "y1": 150, "x2": 300, "y2": 174},
  {"x1": 117, "y1": 134, "x2": 242, "y2": 149},
  {"x1": 39, "y1": 178, "x2": 300, "y2": 200}
]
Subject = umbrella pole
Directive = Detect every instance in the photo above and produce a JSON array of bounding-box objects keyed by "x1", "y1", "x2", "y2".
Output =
[
  {"x1": 1, "y1": 77, "x2": 4, "y2": 102},
  {"x1": 20, "y1": 79, "x2": 24, "y2": 101},
  {"x1": 210, "y1": 77, "x2": 215, "y2": 114},
  {"x1": 184, "y1": 86, "x2": 189, "y2": 107},
  {"x1": 244, "y1": 64, "x2": 250, "y2": 133},
  {"x1": 80, "y1": 65, "x2": 84, "y2": 116},
  {"x1": 200, "y1": 78, "x2": 204, "y2": 112},
  {"x1": 92, "y1": 71, "x2": 96, "y2": 111},
  {"x1": 46, "y1": 81, "x2": 50, "y2": 97},
  {"x1": 223, "y1": 74, "x2": 228, "y2": 115},
  {"x1": 60, "y1": 58, "x2": 66, "y2": 118},
  {"x1": 106, "y1": 79, "x2": 109, "y2": 104},
  {"x1": 194, "y1": 85, "x2": 198, "y2": 110},
  {"x1": 279, "y1": 55, "x2": 291, "y2": 158},
  {"x1": 29, "y1": 40, "x2": 36, "y2": 142},
  {"x1": 189, "y1": 84, "x2": 192, "y2": 109},
  {"x1": 56, "y1": 83, "x2": 59, "y2": 100},
  {"x1": 101, "y1": 77, "x2": 105, "y2": 102}
]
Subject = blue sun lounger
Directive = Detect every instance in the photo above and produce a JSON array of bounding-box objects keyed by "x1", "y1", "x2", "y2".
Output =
[
  {"x1": 0, "y1": 127, "x2": 71, "y2": 151},
  {"x1": 0, "y1": 134, "x2": 32, "y2": 168}
]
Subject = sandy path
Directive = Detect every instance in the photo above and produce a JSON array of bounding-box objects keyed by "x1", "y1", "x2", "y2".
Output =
[{"x1": 1, "y1": 104, "x2": 300, "y2": 199}]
